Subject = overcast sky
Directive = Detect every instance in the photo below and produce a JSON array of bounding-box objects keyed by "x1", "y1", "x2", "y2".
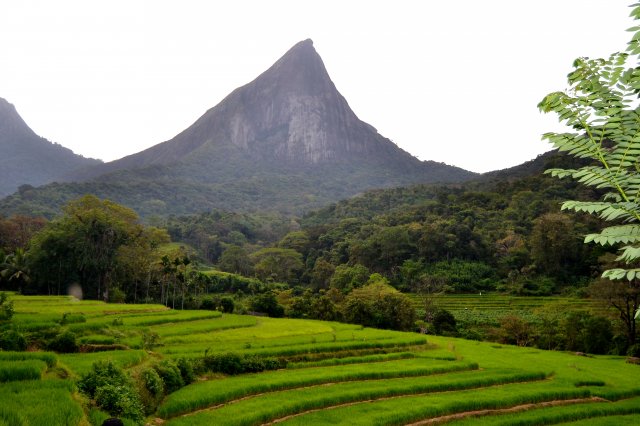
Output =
[{"x1": 0, "y1": 0, "x2": 634, "y2": 173}]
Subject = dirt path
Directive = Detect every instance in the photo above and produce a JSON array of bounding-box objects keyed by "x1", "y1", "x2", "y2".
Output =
[
  {"x1": 405, "y1": 397, "x2": 608, "y2": 425},
  {"x1": 170, "y1": 366, "x2": 484, "y2": 419},
  {"x1": 262, "y1": 393, "x2": 603, "y2": 425}
]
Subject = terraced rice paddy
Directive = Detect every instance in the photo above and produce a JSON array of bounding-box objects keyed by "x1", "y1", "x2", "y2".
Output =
[{"x1": 1, "y1": 294, "x2": 639, "y2": 425}]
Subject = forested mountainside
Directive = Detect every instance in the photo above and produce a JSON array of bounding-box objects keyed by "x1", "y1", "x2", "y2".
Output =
[
  {"x1": 0, "y1": 40, "x2": 474, "y2": 218},
  {"x1": 0, "y1": 97, "x2": 100, "y2": 197}
]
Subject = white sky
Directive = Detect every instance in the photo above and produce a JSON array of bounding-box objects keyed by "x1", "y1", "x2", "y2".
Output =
[{"x1": 0, "y1": 0, "x2": 634, "y2": 173}]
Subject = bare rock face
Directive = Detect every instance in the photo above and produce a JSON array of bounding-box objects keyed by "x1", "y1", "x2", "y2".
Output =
[
  {"x1": 74, "y1": 39, "x2": 465, "y2": 179},
  {"x1": 1, "y1": 40, "x2": 476, "y2": 217},
  {"x1": 215, "y1": 39, "x2": 377, "y2": 163}
]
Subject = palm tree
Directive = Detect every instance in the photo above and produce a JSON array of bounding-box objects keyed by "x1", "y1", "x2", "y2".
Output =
[{"x1": 0, "y1": 248, "x2": 30, "y2": 292}]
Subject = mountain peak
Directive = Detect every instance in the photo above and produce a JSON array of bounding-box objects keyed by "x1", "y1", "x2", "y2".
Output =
[
  {"x1": 0, "y1": 97, "x2": 101, "y2": 196},
  {"x1": 53, "y1": 40, "x2": 476, "y2": 212},
  {"x1": 251, "y1": 38, "x2": 332, "y2": 98}
]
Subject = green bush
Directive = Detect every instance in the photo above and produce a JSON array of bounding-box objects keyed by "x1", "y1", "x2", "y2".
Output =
[
  {"x1": 200, "y1": 295, "x2": 234, "y2": 313},
  {"x1": 219, "y1": 296, "x2": 235, "y2": 313},
  {"x1": 628, "y1": 343, "x2": 640, "y2": 358},
  {"x1": 201, "y1": 352, "x2": 285, "y2": 375},
  {"x1": 78, "y1": 360, "x2": 130, "y2": 398},
  {"x1": 153, "y1": 360, "x2": 184, "y2": 393},
  {"x1": 432, "y1": 309, "x2": 457, "y2": 336},
  {"x1": 138, "y1": 367, "x2": 164, "y2": 414},
  {"x1": 47, "y1": 330, "x2": 78, "y2": 353},
  {"x1": 0, "y1": 329, "x2": 27, "y2": 351},
  {"x1": 78, "y1": 360, "x2": 144, "y2": 423},
  {"x1": 94, "y1": 384, "x2": 144, "y2": 424},
  {"x1": 176, "y1": 357, "x2": 195, "y2": 385},
  {"x1": 0, "y1": 292, "x2": 14, "y2": 321},
  {"x1": 251, "y1": 292, "x2": 284, "y2": 317},
  {"x1": 200, "y1": 297, "x2": 217, "y2": 310},
  {"x1": 141, "y1": 368, "x2": 164, "y2": 397}
]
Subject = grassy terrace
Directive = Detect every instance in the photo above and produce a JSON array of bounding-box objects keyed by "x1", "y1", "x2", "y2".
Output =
[
  {"x1": 408, "y1": 293, "x2": 606, "y2": 312},
  {"x1": 2, "y1": 294, "x2": 639, "y2": 425}
]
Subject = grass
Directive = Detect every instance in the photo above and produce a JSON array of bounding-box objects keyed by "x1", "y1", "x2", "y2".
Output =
[
  {"x1": 0, "y1": 380, "x2": 83, "y2": 426},
  {"x1": 452, "y1": 396, "x2": 640, "y2": 425},
  {"x1": 58, "y1": 349, "x2": 147, "y2": 376},
  {"x1": 149, "y1": 314, "x2": 256, "y2": 337},
  {"x1": 159, "y1": 321, "x2": 428, "y2": 357},
  {"x1": 158, "y1": 358, "x2": 478, "y2": 418},
  {"x1": 287, "y1": 351, "x2": 417, "y2": 368},
  {"x1": 277, "y1": 382, "x2": 593, "y2": 425},
  {"x1": 166, "y1": 370, "x2": 546, "y2": 425},
  {"x1": 408, "y1": 294, "x2": 604, "y2": 312},
  {"x1": 4, "y1": 294, "x2": 640, "y2": 425},
  {"x1": 0, "y1": 360, "x2": 48, "y2": 382},
  {"x1": 0, "y1": 351, "x2": 57, "y2": 367}
]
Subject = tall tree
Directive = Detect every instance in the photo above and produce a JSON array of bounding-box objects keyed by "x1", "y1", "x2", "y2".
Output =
[{"x1": 29, "y1": 195, "x2": 144, "y2": 301}]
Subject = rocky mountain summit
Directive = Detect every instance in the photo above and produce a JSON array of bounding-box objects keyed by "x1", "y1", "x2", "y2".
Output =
[{"x1": 1, "y1": 40, "x2": 476, "y2": 217}]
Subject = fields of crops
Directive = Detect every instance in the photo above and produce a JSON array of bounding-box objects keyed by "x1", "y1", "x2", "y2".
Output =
[
  {"x1": 409, "y1": 293, "x2": 606, "y2": 314},
  {"x1": 1, "y1": 294, "x2": 638, "y2": 425}
]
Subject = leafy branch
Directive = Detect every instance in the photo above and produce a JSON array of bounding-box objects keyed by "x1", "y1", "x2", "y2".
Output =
[{"x1": 538, "y1": 3, "x2": 640, "y2": 319}]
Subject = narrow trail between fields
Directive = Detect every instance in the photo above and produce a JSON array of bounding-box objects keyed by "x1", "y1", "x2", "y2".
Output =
[
  {"x1": 404, "y1": 396, "x2": 608, "y2": 425},
  {"x1": 257, "y1": 378, "x2": 551, "y2": 425},
  {"x1": 169, "y1": 366, "x2": 484, "y2": 420}
]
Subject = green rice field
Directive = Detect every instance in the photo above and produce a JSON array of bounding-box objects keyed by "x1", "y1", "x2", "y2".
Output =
[{"x1": 0, "y1": 294, "x2": 638, "y2": 425}]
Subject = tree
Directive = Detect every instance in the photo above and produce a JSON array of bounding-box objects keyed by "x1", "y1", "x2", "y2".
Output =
[
  {"x1": 529, "y1": 213, "x2": 585, "y2": 283},
  {"x1": 218, "y1": 245, "x2": 253, "y2": 276},
  {"x1": 115, "y1": 226, "x2": 170, "y2": 303},
  {"x1": 341, "y1": 281, "x2": 415, "y2": 331},
  {"x1": 0, "y1": 248, "x2": 30, "y2": 291},
  {"x1": 0, "y1": 215, "x2": 47, "y2": 252},
  {"x1": 310, "y1": 258, "x2": 335, "y2": 290},
  {"x1": 330, "y1": 264, "x2": 369, "y2": 292},
  {"x1": 28, "y1": 195, "x2": 144, "y2": 301},
  {"x1": 590, "y1": 276, "x2": 639, "y2": 347},
  {"x1": 538, "y1": 4, "x2": 640, "y2": 321},
  {"x1": 252, "y1": 248, "x2": 303, "y2": 283}
]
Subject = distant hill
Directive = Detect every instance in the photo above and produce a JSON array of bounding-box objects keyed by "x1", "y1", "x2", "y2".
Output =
[
  {"x1": 0, "y1": 40, "x2": 475, "y2": 218},
  {"x1": 0, "y1": 98, "x2": 101, "y2": 197}
]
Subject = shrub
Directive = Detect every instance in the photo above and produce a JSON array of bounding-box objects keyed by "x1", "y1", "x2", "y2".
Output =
[
  {"x1": 0, "y1": 292, "x2": 14, "y2": 321},
  {"x1": 138, "y1": 367, "x2": 164, "y2": 414},
  {"x1": 79, "y1": 360, "x2": 144, "y2": 423},
  {"x1": 200, "y1": 297, "x2": 217, "y2": 310},
  {"x1": 78, "y1": 360, "x2": 130, "y2": 398},
  {"x1": 628, "y1": 343, "x2": 640, "y2": 358},
  {"x1": 251, "y1": 292, "x2": 284, "y2": 317},
  {"x1": 94, "y1": 384, "x2": 144, "y2": 423},
  {"x1": 432, "y1": 309, "x2": 457, "y2": 336},
  {"x1": 176, "y1": 357, "x2": 195, "y2": 385},
  {"x1": 141, "y1": 368, "x2": 164, "y2": 397},
  {"x1": 219, "y1": 296, "x2": 235, "y2": 313},
  {"x1": 141, "y1": 330, "x2": 160, "y2": 350},
  {"x1": 0, "y1": 329, "x2": 27, "y2": 351},
  {"x1": 153, "y1": 360, "x2": 184, "y2": 393},
  {"x1": 200, "y1": 295, "x2": 234, "y2": 313},
  {"x1": 47, "y1": 330, "x2": 78, "y2": 353},
  {"x1": 201, "y1": 352, "x2": 285, "y2": 375}
]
